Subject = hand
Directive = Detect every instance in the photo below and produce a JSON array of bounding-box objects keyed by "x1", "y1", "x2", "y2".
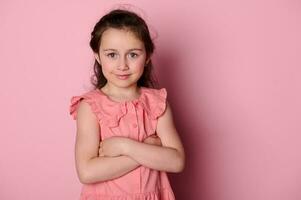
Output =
[
  {"x1": 143, "y1": 134, "x2": 162, "y2": 146},
  {"x1": 98, "y1": 136, "x2": 129, "y2": 157}
]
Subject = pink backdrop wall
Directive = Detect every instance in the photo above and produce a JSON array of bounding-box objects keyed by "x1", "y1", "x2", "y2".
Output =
[{"x1": 1, "y1": 0, "x2": 300, "y2": 199}]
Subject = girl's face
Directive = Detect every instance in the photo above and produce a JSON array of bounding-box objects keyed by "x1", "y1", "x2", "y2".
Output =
[{"x1": 95, "y1": 28, "x2": 149, "y2": 89}]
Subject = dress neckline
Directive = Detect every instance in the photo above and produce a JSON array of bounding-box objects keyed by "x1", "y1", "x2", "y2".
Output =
[{"x1": 95, "y1": 86, "x2": 145, "y2": 104}]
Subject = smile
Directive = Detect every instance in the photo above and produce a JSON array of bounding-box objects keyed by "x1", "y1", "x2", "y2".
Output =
[{"x1": 116, "y1": 74, "x2": 130, "y2": 80}]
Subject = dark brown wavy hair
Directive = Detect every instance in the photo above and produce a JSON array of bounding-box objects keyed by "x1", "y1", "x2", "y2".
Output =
[{"x1": 89, "y1": 9, "x2": 159, "y2": 89}]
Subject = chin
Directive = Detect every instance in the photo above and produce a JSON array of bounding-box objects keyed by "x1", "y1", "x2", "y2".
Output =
[{"x1": 111, "y1": 80, "x2": 138, "y2": 88}]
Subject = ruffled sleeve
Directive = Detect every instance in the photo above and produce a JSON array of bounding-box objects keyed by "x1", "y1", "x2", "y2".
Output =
[
  {"x1": 69, "y1": 91, "x2": 103, "y2": 122},
  {"x1": 69, "y1": 90, "x2": 128, "y2": 128},
  {"x1": 141, "y1": 87, "x2": 168, "y2": 119}
]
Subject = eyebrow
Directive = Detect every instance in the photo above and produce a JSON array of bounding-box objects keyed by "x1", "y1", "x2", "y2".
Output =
[{"x1": 102, "y1": 48, "x2": 144, "y2": 52}]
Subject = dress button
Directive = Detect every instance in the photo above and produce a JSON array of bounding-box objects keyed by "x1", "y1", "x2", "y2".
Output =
[{"x1": 132, "y1": 123, "x2": 138, "y2": 128}]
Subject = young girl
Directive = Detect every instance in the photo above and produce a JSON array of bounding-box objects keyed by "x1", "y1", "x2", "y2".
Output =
[{"x1": 69, "y1": 9, "x2": 185, "y2": 200}]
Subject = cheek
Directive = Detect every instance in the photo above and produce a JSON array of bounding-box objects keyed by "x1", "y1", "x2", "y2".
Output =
[
  {"x1": 100, "y1": 59, "x2": 114, "y2": 72},
  {"x1": 99, "y1": 54, "x2": 114, "y2": 66},
  {"x1": 100, "y1": 64, "x2": 114, "y2": 80},
  {"x1": 132, "y1": 58, "x2": 146, "y2": 71}
]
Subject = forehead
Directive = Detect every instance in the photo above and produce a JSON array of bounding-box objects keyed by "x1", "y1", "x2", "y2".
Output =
[{"x1": 100, "y1": 28, "x2": 144, "y2": 50}]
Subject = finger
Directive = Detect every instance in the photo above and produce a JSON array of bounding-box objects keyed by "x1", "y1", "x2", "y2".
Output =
[
  {"x1": 99, "y1": 149, "x2": 104, "y2": 157},
  {"x1": 150, "y1": 134, "x2": 158, "y2": 137}
]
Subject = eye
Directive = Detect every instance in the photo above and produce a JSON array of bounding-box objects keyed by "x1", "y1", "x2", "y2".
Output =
[
  {"x1": 129, "y1": 52, "x2": 138, "y2": 58},
  {"x1": 107, "y1": 52, "x2": 118, "y2": 59}
]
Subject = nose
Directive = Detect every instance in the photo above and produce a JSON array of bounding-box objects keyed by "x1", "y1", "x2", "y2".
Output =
[{"x1": 117, "y1": 56, "x2": 129, "y2": 71}]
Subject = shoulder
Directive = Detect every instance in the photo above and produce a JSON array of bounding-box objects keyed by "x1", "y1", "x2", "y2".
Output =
[
  {"x1": 69, "y1": 89, "x2": 101, "y2": 121},
  {"x1": 74, "y1": 101, "x2": 100, "y2": 134},
  {"x1": 142, "y1": 87, "x2": 167, "y2": 98},
  {"x1": 69, "y1": 89, "x2": 128, "y2": 127},
  {"x1": 142, "y1": 87, "x2": 167, "y2": 104},
  {"x1": 70, "y1": 90, "x2": 97, "y2": 108},
  {"x1": 140, "y1": 87, "x2": 168, "y2": 119}
]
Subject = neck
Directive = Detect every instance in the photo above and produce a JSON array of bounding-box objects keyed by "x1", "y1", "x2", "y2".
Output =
[{"x1": 102, "y1": 83, "x2": 141, "y2": 101}]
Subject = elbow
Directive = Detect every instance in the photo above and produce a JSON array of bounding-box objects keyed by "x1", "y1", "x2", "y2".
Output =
[
  {"x1": 78, "y1": 170, "x2": 91, "y2": 184},
  {"x1": 77, "y1": 164, "x2": 95, "y2": 184},
  {"x1": 173, "y1": 159, "x2": 185, "y2": 173},
  {"x1": 76, "y1": 158, "x2": 97, "y2": 184},
  {"x1": 171, "y1": 151, "x2": 185, "y2": 173},
  {"x1": 78, "y1": 164, "x2": 106, "y2": 184},
  {"x1": 75, "y1": 162, "x2": 90, "y2": 184}
]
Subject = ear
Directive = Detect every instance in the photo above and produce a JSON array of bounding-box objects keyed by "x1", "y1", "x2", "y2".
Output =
[
  {"x1": 145, "y1": 57, "x2": 151, "y2": 65},
  {"x1": 94, "y1": 52, "x2": 101, "y2": 65}
]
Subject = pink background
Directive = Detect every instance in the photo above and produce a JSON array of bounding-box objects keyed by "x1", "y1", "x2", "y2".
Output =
[{"x1": 1, "y1": 0, "x2": 300, "y2": 199}]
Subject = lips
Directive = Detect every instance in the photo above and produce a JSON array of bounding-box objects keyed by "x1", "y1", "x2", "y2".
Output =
[{"x1": 116, "y1": 74, "x2": 130, "y2": 80}]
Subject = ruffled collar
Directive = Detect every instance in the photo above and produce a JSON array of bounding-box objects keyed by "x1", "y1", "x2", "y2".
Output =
[
  {"x1": 95, "y1": 86, "x2": 146, "y2": 105},
  {"x1": 91, "y1": 86, "x2": 164, "y2": 127}
]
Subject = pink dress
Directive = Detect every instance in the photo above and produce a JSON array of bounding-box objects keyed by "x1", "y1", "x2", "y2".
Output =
[{"x1": 69, "y1": 86, "x2": 176, "y2": 200}]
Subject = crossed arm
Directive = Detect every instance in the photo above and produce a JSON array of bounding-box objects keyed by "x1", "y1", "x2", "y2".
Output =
[{"x1": 75, "y1": 100, "x2": 185, "y2": 184}]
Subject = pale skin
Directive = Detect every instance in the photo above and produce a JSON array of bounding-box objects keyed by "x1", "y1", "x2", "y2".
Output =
[{"x1": 74, "y1": 28, "x2": 185, "y2": 184}]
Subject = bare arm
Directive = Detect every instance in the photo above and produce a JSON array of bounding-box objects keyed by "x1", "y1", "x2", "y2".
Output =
[
  {"x1": 99, "y1": 102, "x2": 186, "y2": 173},
  {"x1": 122, "y1": 102, "x2": 185, "y2": 173},
  {"x1": 75, "y1": 101, "x2": 140, "y2": 184}
]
